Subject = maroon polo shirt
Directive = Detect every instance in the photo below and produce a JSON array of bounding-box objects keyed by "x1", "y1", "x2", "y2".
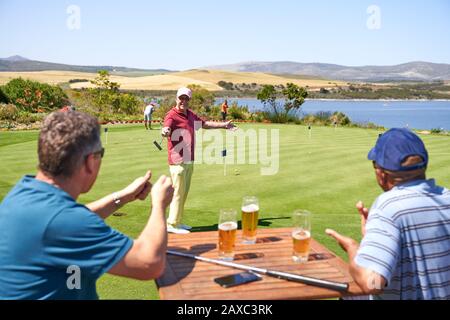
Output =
[{"x1": 163, "y1": 107, "x2": 205, "y2": 165}]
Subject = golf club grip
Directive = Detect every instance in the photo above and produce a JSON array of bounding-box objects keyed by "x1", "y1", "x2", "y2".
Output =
[
  {"x1": 153, "y1": 140, "x2": 163, "y2": 150},
  {"x1": 266, "y1": 270, "x2": 349, "y2": 292}
]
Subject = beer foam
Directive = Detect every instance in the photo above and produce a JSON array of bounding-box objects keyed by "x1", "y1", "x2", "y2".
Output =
[
  {"x1": 219, "y1": 221, "x2": 238, "y2": 231},
  {"x1": 241, "y1": 204, "x2": 259, "y2": 213},
  {"x1": 292, "y1": 230, "x2": 311, "y2": 240}
]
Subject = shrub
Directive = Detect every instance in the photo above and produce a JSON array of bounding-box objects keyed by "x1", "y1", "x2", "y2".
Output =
[
  {"x1": 0, "y1": 87, "x2": 9, "y2": 103},
  {"x1": 0, "y1": 103, "x2": 19, "y2": 120},
  {"x1": 252, "y1": 112, "x2": 265, "y2": 123},
  {"x1": 206, "y1": 105, "x2": 221, "y2": 119},
  {"x1": 16, "y1": 111, "x2": 46, "y2": 125},
  {"x1": 228, "y1": 102, "x2": 251, "y2": 120},
  {"x1": 187, "y1": 84, "x2": 215, "y2": 116},
  {"x1": 117, "y1": 93, "x2": 143, "y2": 115},
  {"x1": 1, "y1": 78, "x2": 68, "y2": 112},
  {"x1": 68, "y1": 79, "x2": 90, "y2": 84},
  {"x1": 153, "y1": 97, "x2": 175, "y2": 120},
  {"x1": 352, "y1": 121, "x2": 384, "y2": 130},
  {"x1": 301, "y1": 111, "x2": 343, "y2": 126},
  {"x1": 431, "y1": 128, "x2": 443, "y2": 134},
  {"x1": 330, "y1": 111, "x2": 351, "y2": 126},
  {"x1": 217, "y1": 81, "x2": 234, "y2": 91},
  {"x1": 261, "y1": 111, "x2": 299, "y2": 124}
]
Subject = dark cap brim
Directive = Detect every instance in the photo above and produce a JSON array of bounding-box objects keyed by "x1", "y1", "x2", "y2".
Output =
[{"x1": 367, "y1": 147, "x2": 377, "y2": 161}]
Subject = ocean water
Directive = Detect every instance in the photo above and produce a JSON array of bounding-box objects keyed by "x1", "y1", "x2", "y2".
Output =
[{"x1": 216, "y1": 98, "x2": 450, "y2": 130}]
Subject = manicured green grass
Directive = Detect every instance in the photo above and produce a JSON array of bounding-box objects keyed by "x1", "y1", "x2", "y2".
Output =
[{"x1": 1, "y1": 124, "x2": 449, "y2": 299}]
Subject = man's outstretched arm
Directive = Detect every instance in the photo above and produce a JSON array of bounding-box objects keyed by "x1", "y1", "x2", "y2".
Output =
[
  {"x1": 86, "y1": 171, "x2": 152, "y2": 219},
  {"x1": 325, "y1": 229, "x2": 386, "y2": 294},
  {"x1": 108, "y1": 175, "x2": 174, "y2": 280},
  {"x1": 203, "y1": 120, "x2": 237, "y2": 130}
]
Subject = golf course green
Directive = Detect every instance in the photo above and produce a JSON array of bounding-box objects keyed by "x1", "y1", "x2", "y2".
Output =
[{"x1": 1, "y1": 123, "x2": 449, "y2": 299}]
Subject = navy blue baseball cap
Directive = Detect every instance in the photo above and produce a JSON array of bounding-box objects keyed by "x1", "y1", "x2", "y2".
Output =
[{"x1": 368, "y1": 128, "x2": 428, "y2": 171}]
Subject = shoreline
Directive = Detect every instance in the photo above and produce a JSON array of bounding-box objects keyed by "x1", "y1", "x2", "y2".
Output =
[{"x1": 215, "y1": 97, "x2": 450, "y2": 102}]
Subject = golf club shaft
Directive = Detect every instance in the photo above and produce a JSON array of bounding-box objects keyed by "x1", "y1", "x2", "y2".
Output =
[{"x1": 167, "y1": 250, "x2": 349, "y2": 292}]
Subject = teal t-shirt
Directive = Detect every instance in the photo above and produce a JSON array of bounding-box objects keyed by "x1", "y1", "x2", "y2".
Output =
[{"x1": 0, "y1": 176, "x2": 133, "y2": 300}]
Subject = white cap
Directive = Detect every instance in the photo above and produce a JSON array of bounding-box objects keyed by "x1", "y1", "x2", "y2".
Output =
[{"x1": 176, "y1": 87, "x2": 192, "y2": 99}]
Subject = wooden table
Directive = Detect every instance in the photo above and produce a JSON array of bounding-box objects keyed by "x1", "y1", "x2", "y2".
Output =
[{"x1": 156, "y1": 228, "x2": 364, "y2": 300}]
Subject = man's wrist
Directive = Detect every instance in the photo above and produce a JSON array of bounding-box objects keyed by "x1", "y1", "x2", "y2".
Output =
[
  {"x1": 113, "y1": 191, "x2": 132, "y2": 207},
  {"x1": 151, "y1": 203, "x2": 165, "y2": 213},
  {"x1": 347, "y1": 244, "x2": 359, "y2": 262},
  {"x1": 112, "y1": 193, "x2": 125, "y2": 207}
]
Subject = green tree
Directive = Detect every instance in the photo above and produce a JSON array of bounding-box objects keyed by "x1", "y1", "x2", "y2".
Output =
[
  {"x1": 187, "y1": 84, "x2": 215, "y2": 115},
  {"x1": 87, "y1": 71, "x2": 142, "y2": 115},
  {"x1": 257, "y1": 84, "x2": 278, "y2": 112},
  {"x1": 90, "y1": 70, "x2": 120, "y2": 91},
  {"x1": 257, "y1": 83, "x2": 308, "y2": 123},
  {"x1": 217, "y1": 81, "x2": 234, "y2": 90},
  {"x1": 282, "y1": 82, "x2": 308, "y2": 114}
]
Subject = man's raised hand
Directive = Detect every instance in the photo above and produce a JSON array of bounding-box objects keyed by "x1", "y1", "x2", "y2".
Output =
[
  {"x1": 151, "y1": 175, "x2": 174, "y2": 210},
  {"x1": 356, "y1": 201, "x2": 369, "y2": 236},
  {"x1": 120, "y1": 170, "x2": 152, "y2": 203}
]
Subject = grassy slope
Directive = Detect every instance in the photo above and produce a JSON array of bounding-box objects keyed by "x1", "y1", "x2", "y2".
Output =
[
  {"x1": 175, "y1": 70, "x2": 347, "y2": 88},
  {"x1": 0, "y1": 71, "x2": 100, "y2": 85},
  {"x1": 0, "y1": 69, "x2": 347, "y2": 91},
  {"x1": 0, "y1": 124, "x2": 449, "y2": 299}
]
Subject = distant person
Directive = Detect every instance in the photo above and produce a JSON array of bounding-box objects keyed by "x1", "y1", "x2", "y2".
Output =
[
  {"x1": 60, "y1": 105, "x2": 75, "y2": 112},
  {"x1": 144, "y1": 102, "x2": 155, "y2": 130},
  {"x1": 0, "y1": 111, "x2": 174, "y2": 300},
  {"x1": 161, "y1": 87, "x2": 237, "y2": 234},
  {"x1": 221, "y1": 99, "x2": 229, "y2": 121},
  {"x1": 326, "y1": 128, "x2": 450, "y2": 299}
]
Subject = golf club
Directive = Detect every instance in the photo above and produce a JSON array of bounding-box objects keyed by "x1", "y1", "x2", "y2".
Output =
[
  {"x1": 222, "y1": 149, "x2": 227, "y2": 176},
  {"x1": 104, "y1": 127, "x2": 109, "y2": 145},
  {"x1": 153, "y1": 137, "x2": 163, "y2": 151},
  {"x1": 167, "y1": 250, "x2": 349, "y2": 292}
]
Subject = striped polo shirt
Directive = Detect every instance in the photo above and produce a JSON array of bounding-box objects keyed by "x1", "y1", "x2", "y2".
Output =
[{"x1": 355, "y1": 179, "x2": 450, "y2": 300}]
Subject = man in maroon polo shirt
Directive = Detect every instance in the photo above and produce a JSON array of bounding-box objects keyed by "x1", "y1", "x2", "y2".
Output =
[{"x1": 161, "y1": 87, "x2": 236, "y2": 234}]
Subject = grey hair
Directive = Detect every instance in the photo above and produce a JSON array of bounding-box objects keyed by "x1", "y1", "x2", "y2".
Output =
[{"x1": 38, "y1": 111, "x2": 101, "y2": 177}]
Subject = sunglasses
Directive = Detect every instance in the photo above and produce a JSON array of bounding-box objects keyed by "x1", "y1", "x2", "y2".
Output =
[
  {"x1": 178, "y1": 95, "x2": 190, "y2": 101},
  {"x1": 92, "y1": 147, "x2": 105, "y2": 159},
  {"x1": 372, "y1": 161, "x2": 383, "y2": 170}
]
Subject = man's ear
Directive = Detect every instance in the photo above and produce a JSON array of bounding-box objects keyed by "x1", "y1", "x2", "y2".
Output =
[
  {"x1": 84, "y1": 154, "x2": 96, "y2": 175},
  {"x1": 378, "y1": 170, "x2": 391, "y2": 191},
  {"x1": 375, "y1": 169, "x2": 386, "y2": 189}
]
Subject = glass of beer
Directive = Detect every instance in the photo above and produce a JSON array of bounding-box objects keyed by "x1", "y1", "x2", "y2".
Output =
[
  {"x1": 241, "y1": 196, "x2": 259, "y2": 244},
  {"x1": 292, "y1": 210, "x2": 311, "y2": 263},
  {"x1": 218, "y1": 209, "x2": 238, "y2": 261}
]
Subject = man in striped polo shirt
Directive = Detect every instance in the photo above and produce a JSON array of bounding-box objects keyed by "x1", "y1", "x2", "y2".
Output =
[{"x1": 326, "y1": 128, "x2": 450, "y2": 299}]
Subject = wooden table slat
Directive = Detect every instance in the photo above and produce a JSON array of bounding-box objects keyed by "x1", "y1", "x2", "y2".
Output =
[{"x1": 156, "y1": 228, "x2": 363, "y2": 300}]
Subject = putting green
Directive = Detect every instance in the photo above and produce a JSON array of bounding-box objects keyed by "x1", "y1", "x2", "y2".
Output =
[{"x1": 1, "y1": 123, "x2": 449, "y2": 299}]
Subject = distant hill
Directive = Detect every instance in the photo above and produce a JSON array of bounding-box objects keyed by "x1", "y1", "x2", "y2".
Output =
[
  {"x1": 205, "y1": 61, "x2": 450, "y2": 82},
  {"x1": 0, "y1": 69, "x2": 347, "y2": 91},
  {"x1": 0, "y1": 56, "x2": 172, "y2": 75},
  {"x1": 0, "y1": 55, "x2": 30, "y2": 62}
]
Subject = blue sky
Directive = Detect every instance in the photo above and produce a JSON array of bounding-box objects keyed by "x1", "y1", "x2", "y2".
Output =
[{"x1": 1, "y1": 0, "x2": 449, "y2": 70}]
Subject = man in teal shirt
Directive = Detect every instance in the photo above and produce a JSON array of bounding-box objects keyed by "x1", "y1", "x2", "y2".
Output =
[{"x1": 0, "y1": 111, "x2": 174, "y2": 299}]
